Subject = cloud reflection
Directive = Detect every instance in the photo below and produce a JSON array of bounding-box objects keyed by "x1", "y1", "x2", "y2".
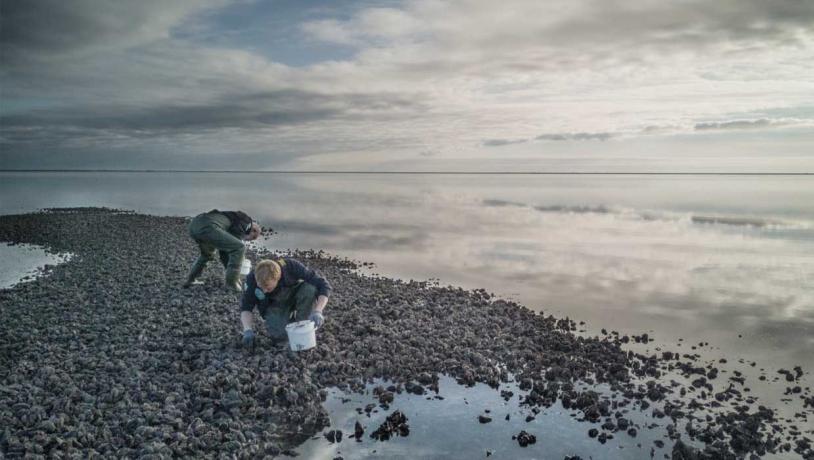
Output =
[{"x1": 1, "y1": 172, "x2": 812, "y2": 367}]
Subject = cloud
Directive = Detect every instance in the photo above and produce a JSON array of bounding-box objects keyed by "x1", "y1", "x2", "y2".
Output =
[
  {"x1": 301, "y1": 7, "x2": 422, "y2": 46},
  {"x1": 482, "y1": 199, "x2": 526, "y2": 208},
  {"x1": 324, "y1": 0, "x2": 814, "y2": 77},
  {"x1": 483, "y1": 132, "x2": 616, "y2": 146},
  {"x1": 538, "y1": 0, "x2": 814, "y2": 50},
  {"x1": 0, "y1": 89, "x2": 424, "y2": 132},
  {"x1": 482, "y1": 138, "x2": 527, "y2": 147},
  {"x1": 535, "y1": 132, "x2": 614, "y2": 141},
  {"x1": 1, "y1": 0, "x2": 813, "y2": 170},
  {"x1": 693, "y1": 118, "x2": 794, "y2": 131},
  {"x1": 0, "y1": 0, "x2": 228, "y2": 64},
  {"x1": 300, "y1": 19, "x2": 361, "y2": 46}
]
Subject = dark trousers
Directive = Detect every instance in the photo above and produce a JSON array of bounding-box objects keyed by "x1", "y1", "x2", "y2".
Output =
[{"x1": 263, "y1": 282, "x2": 318, "y2": 340}]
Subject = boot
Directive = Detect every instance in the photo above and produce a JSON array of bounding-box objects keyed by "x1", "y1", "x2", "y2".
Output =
[
  {"x1": 183, "y1": 257, "x2": 208, "y2": 288},
  {"x1": 225, "y1": 267, "x2": 244, "y2": 293},
  {"x1": 218, "y1": 250, "x2": 230, "y2": 269},
  {"x1": 224, "y1": 249, "x2": 246, "y2": 293}
]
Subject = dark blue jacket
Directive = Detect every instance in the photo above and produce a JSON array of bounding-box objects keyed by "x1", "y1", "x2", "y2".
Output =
[{"x1": 241, "y1": 258, "x2": 331, "y2": 312}]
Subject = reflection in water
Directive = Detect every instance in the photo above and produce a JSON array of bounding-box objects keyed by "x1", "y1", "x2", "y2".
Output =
[
  {"x1": 1, "y1": 172, "x2": 813, "y2": 375},
  {"x1": 295, "y1": 375, "x2": 680, "y2": 460}
]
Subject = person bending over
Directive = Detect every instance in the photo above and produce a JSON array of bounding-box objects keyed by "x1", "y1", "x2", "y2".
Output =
[
  {"x1": 240, "y1": 258, "x2": 331, "y2": 347},
  {"x1": 184, "y1": 209, "x2": 261, "y2": 291}
]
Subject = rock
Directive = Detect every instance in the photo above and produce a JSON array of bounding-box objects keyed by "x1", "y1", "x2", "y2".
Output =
[
  {"x1": 354, "y1": 421, "x2": 364, "y2": 441},
  {"x1": 378, "y1": 391, "x2": 394, "y2": 405},
  {"x1": 515, "y1": 430, "x2": 536, "y2": 447},
  {"x1": 370, "y1": 411, "x2": 409, "y2": 441},
  {"x1": 417, "y1": 372, "x2": 435, "y2": 385}
]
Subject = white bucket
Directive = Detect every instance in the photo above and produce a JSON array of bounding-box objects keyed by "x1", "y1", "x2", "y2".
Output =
[
  {"x1": 285, "y1": 320, "x2": 317, "y2": 351},
  {"x1": 240, "y1": 259, "x2": 251, "y2": 275}
]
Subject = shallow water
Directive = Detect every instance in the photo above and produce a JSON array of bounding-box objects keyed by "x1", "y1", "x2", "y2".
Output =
[
  {"x1": 296, "y1": 375, "x2": 678, "y2": 460},
  {"x1": 296, "y1": 369, "x2": 809, "y2": 460},
  {"x1": 0, "y1": 242, "x2": 70, "y2": 289}
]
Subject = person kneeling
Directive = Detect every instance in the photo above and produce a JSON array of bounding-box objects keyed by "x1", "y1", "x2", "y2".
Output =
[{"x1": 240, "y1": 258, "x2": 331, "y2": 347}]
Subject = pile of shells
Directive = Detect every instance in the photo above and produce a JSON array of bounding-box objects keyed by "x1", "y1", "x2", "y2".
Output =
[{"x1": 1, "y1": 208, "x2": 812, "y2": 458}]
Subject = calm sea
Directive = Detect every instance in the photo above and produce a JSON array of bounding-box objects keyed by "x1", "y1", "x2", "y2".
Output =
[{"x1": 1, "y1": 171, "x2": 812, "y2": 373}]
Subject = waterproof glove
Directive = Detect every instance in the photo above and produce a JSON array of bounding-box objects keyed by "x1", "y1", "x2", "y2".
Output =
[
  {"x1": 242, "y1": 329, "x2": 255, "y2": 348},
  {"x1": 309, "y1": 311, "x2": 325, "y2": 329}
]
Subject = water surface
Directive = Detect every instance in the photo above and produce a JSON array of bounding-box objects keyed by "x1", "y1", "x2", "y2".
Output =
[
  {"x1": 0, "y1": 242, "x2": 70, "y2": 289},
  {"x1": 1, "y1": 172, "x2": 812, "y2": 372}
]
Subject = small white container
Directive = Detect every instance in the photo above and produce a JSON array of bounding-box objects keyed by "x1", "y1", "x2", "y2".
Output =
[
  {"x1": 285, "y1": 320, "x2": 317, "y2": 351},
  {"x1": 240, "y1": 259, "x2": 251, "y2": 275}
]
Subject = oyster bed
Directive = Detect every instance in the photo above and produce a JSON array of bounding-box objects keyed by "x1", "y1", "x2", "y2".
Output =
[{"x1": 0, "y1": 208, "x2": 812, "y2": 459}]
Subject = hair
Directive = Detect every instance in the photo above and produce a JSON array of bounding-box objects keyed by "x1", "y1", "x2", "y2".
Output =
[{"x1": 255, "y1": 259, "x2": 282, "y2": 284}]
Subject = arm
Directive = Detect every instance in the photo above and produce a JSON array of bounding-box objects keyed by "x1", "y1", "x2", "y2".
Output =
[
  {"x1": 241, "y1": 311, "x2": 254, "y2": 332},
  {"x1": 240, "y1": 273, "x2": 259, "y2": 330},
  {"x1": 313, "y1": 295, "x2": 329, "y2": 313},
  {"x1": 244, "y1": 222, "x2": 261, "y2": 241},
  {"x1": 222, "y1": 211, "x2": 255, "y2": 238},
  {"x1": 286, "y1": 258, "x2": 332, "y2": 298}
]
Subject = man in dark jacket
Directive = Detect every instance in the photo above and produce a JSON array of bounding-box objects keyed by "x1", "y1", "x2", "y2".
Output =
[
  {"x1": 240, "y1": 258, "x2": 331, "y2": 347},
  {"x1": 184, "y1": 209, "x2": 260, "y2": 291}
]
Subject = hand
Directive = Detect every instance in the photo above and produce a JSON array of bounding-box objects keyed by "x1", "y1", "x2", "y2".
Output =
[
  {"x1": 245, "y1": 222, "x2": 261, "y2": 241},
  {"x1": 242, "y1": 329, "x2": 255, "y2": 348},
  {"x1": 309, "y1": 311, "x2": 325, "y2": 329}
]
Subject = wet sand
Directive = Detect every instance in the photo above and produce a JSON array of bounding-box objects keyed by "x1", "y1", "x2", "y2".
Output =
[{"x1": 0, "y1": 208, "x2": 812, "y2": 458}]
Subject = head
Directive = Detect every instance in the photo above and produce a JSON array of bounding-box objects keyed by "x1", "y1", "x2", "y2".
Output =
[
  {"x1": 244, "y1": 222, "x2": 261, "y2": 241},
  {"x1": 255, "y1": 259, "x2": 282, "y2": 292}
]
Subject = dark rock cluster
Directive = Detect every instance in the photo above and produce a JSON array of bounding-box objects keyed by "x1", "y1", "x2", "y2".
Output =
[
  {"x1": 1, "y1": 209, "x2": 813, "y2": 458},
  {"x1": 513, "y1": 430, "x2": 537, "y2": 447},
  {"x1": 370, "y1": 411, "x2": 409, "y2": 441}
]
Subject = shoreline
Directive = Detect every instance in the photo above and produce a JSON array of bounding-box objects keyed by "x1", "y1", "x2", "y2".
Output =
[
  {"x1": 1, "y1": 208, "x2": 812, "y2": 458},
  {"x1": 0, "y1": 242, "x2": 71, "y2": 290}
]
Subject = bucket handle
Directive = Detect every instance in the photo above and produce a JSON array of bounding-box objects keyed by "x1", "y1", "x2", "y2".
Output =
[{"x1": 290, "y1": 320, "x2": 314, "y2": 330}]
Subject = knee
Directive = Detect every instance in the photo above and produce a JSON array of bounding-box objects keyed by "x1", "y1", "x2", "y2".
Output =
[
  {"x1": 265, "y1": 321, "x2": 287, "y2": 340},
  {"x1": 296, "y1": 283, "x2": 318, "y2": 304},
  {"x1": 227, "y1": 245, "x2": 246, "y2": 257}
]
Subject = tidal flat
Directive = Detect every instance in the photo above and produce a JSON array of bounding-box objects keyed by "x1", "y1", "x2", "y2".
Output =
[{"x1": 1, "y1": 208, "x2": 812, "y2": 459}]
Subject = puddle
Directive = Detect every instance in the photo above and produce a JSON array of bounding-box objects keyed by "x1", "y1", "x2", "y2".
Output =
[
  {"x1": 295, "y1": 375, "x2": 692, "y2": 460},
  {"x1": 0, "y1": 242, "x2": 71, "y2": 289}
]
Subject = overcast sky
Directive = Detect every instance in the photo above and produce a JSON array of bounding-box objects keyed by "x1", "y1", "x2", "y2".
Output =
[{"x1": 1, "y1": 0, "x2": 813, "y2": 171}]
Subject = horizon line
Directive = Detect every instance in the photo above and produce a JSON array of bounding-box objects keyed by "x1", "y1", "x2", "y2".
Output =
[{"x1": 0, "y1": 169, "x2": 813, "y2": 176}]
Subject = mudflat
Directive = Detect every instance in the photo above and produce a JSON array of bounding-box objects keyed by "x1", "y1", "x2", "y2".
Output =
[{"x1": 1, "y1": 208, "x2": 812, "y2": 458}]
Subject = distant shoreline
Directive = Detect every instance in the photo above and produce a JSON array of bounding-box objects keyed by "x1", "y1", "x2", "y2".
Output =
[{"x1": 1, "y1": 169, "x2": 812, "y2": 175}]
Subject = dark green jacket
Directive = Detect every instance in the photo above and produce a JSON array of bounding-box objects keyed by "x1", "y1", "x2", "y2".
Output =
[{"x1": 207, "y1": 209, "x2": 253, "y2": 237}]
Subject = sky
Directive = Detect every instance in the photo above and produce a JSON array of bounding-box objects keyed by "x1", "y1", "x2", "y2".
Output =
[{"x1": 1, "y1": 0, "x2": 813, "y2": 171}]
